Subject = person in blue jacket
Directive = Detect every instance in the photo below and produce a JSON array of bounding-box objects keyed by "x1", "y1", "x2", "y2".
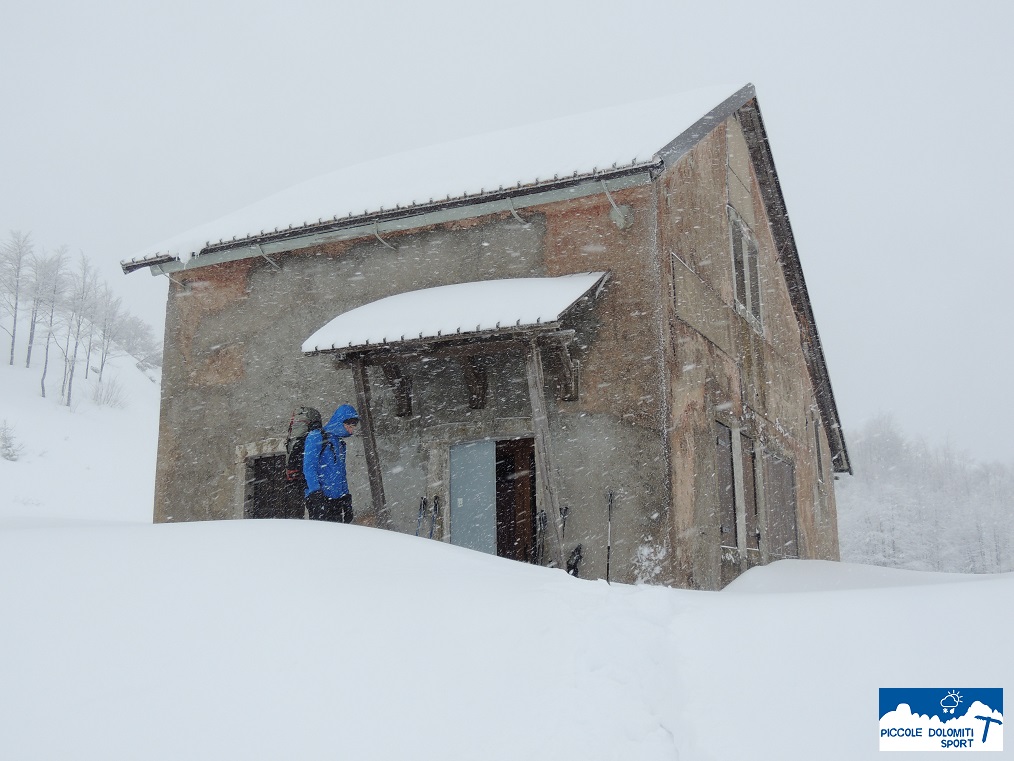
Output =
[{"x1": 303, "y1": 403, "x2": 359, "y2": 523}]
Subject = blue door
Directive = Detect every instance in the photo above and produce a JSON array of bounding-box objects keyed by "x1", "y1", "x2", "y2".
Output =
[{"x1": 449, "y1": 440, "x2": 496, "y2": 554}]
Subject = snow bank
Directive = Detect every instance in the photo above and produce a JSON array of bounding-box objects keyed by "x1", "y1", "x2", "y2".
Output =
[
  {"x1": 0, "y1": 518, "x2": 1010, "y2": 761},
  {"x1": 0, "y1": 352, "x2": 159, "y2": 525}
]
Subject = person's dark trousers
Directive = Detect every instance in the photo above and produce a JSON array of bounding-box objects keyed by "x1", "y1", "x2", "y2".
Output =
[{"x1": 306, "y1": 492, "x2": 354, "y2": 524}]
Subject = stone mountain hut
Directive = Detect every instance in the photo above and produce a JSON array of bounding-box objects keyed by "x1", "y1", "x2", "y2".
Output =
[{"x1": 124, "y1": 83, "x2": 851, "y2": 589}]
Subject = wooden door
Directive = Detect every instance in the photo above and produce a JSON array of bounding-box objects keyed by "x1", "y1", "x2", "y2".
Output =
[{"x1": 495, "y1": 438, "x2": 536, "y2": 562}]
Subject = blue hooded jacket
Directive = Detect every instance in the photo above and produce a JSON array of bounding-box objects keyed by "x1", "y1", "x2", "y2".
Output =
[{"x1": 302, "y1": 404, "x2": 358, "y2": 498}]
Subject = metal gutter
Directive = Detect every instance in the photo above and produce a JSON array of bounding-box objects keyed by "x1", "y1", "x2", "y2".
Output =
[{"x1": 121, "y1": 253, "x2": 180, "y2": 275}]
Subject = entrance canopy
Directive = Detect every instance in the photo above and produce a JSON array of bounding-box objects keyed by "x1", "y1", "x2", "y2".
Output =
[{"x1": 302, "y1": 272, "x2": 609, "y2": 356}]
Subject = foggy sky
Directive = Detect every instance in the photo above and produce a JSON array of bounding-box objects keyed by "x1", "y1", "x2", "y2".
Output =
[{"x1": 2, "y1": 0, "x2": 1012, "y2": 462}]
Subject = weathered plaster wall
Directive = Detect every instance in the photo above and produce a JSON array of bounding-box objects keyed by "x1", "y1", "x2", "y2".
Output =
[
  {"x1": 155, "y1": 188, "x2": 670, "y2": 584},
  {"x1": 539, "y1": 187, "x2": 671, "y2": 583},
  {"x1": 656, "y1": 111, "x2": 839, "y2": 589}
]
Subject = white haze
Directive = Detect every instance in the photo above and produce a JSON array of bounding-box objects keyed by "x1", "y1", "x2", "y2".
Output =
[{"x1": 1, "y1": 1, "x2": 1013, "y2": 461}]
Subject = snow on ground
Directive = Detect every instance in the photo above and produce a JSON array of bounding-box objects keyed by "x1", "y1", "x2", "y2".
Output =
[
  {"x1": 0, "y1": 350, "x2": 159, "y2": 525},
  {"x1": 1, "y1": 356, "x2": 1010, "y2": 760}
]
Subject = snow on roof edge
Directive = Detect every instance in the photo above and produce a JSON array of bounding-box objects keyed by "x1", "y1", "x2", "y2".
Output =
[
  {"x1": 301, "y1": 272, "x2": 609, "y2": 355},
  {"x1": 124, "y1": 84, "x2": 751, "y2": 268}
]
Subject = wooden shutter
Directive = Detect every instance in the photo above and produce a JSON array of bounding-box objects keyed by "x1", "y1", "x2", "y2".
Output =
[{"x1": 715, "y1": 423, "x2": 737, "y2": 548}]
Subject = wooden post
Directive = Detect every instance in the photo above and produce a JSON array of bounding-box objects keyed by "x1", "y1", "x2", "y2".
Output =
[
  {"x1": 525, "y1": 341, "x2": 566, "y2": 568},
  {"x1": 349, "y1": 357, "x2": 388, "y2": 526}
]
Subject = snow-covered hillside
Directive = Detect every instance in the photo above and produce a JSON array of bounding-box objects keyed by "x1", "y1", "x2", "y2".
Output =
[
  {"x1": 837, "y1": 416, "x2": 1014, "y2": 573},
  {"x1": 0, "y1": 350, "x2": 159, "y2": 525},
  {"x1": 0, "y1": 349, "x2": 1010, "y2": 760}
]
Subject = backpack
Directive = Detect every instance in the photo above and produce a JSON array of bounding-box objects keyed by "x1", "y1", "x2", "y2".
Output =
[{"x1": 284, "y1": 407, "x2": 322, "y2": 488}]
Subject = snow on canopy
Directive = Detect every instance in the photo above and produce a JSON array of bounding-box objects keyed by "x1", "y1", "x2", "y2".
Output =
[
  {"x1": 302, "y1": 272, "x2": 608, "y2": 354},
  {"x1": 130, "y1": 84, "x2": 743, "y2": 262}
]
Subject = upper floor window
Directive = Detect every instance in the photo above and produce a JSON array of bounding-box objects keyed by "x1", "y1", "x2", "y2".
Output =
[{"x1": 729, "y1": 207, "x2": 762, "y2": 325}]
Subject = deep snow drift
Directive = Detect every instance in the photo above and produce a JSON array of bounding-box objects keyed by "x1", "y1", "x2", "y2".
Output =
[{"x1": 1, "y1": 355, "x2": 1010, "y2": 760}]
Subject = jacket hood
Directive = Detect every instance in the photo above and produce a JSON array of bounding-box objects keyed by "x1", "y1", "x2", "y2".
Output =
[{"x1": 324, "y1": 404, "x2": 359, "y2": 437}]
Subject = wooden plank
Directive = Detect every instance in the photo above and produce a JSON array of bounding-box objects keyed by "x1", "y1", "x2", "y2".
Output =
[
  {"x1": 349, "y1": 357, "x2": 388, "y2": 525},
  {"x1": 322, "y1": 328, "x2": 577, "y2": 366},
  {"x1": 525, "y1": 341, "x2": 566, "y2": 568}
]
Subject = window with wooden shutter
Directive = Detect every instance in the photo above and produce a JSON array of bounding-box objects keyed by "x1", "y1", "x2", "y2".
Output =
[
  {"x1": 715, "y1": 422, "x2": 737, "y2": 548},
  {"x1": 728, "y1": 207, "x2": 762, "y2": 328},
  {"x1": 742, "y1": 434, "x2": 760, "y2": 552},
  {"x1": 764, "y1": 451, "x2": 799, "y2": 559}
]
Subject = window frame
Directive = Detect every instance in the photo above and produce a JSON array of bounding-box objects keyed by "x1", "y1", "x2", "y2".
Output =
[{"x1": 728, "y1": 206, "x2": 763, "y2": 329}]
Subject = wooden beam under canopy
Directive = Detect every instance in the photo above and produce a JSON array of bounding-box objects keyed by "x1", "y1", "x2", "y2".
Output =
[
  {"x1": 349, "y1": 357, "x2": 389, "y2": 526},
  {"x1": 525, "y1": 340, "x2": 566, "y2": 568}
]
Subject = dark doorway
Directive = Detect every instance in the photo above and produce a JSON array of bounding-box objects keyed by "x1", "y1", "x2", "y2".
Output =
[
  {"x1": 246, "y1": 454, "x2": 304, "y2": 519},
  {"x1": 495, "y1": 438, "x2": 536, "y2": 561}
]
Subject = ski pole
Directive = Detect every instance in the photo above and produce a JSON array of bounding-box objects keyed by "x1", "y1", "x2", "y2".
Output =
[
  {"x1": 429, "y1": 496, "x2": 439, "y2": 539},
  {"x1": 416, "y1": 496, "x2": 427, "y2": 536},
  {"x1": 606, "y1": 491, "x2": 613, "y2": 584}
]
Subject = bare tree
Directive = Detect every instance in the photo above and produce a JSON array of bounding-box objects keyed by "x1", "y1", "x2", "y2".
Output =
[
  {"x1": 23, "y1": 246, "x2": 59, "y2": 368},
  {"x1": 39, "y1": 247, "x2": 68, "y2": 398},
  {"x1": 0, "y1": 230, "x2": 34, "y2": 365},
  {"x1": 95, "y1": 284, "x2": 123, "y2": 382},
  {"x1": 63, "y1": 254, "x2": 97, "y2": 408},
  {"x1": 82, "y1": 283, "x2": 103, "y2": 380}
]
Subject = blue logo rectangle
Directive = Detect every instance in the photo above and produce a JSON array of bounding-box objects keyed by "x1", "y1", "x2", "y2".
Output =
[{"x1": 880, "y1": 688, "x2": 1003, "y2": 751}]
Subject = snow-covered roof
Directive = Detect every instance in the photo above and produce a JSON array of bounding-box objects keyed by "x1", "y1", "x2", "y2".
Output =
[
  {"x1": 302, "y1": 272, "x2": 609, "y2": 355},
  {"x1": 124, "y1": 84, "x2": 751, "y2": 269}
]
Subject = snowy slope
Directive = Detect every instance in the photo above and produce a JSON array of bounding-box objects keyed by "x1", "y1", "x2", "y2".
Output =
[
  {"x1": 1, "y1": 352, "x2": 1011, "y2": 760},
  {"x1": 0, "y1": 350, "x2": 159, "y2": 525},
  {"x1": 0, "y1": 520, "x2": 1009, "y2": 760}
]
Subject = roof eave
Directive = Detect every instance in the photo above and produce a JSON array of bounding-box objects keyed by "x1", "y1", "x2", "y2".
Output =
[
  {"x1": 120, "y1": 253, "x2": 180, "y2": 275},
  {"x1": 123, "y1": 163, "x2": 659, "y2": 276},
  {"x1": 305, "y1": 322, "x2": 569, "y2": 362}
]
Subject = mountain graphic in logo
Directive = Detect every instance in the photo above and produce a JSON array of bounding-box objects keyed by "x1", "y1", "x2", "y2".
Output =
[{"x1": 880, "y1": 688, "x2": 1003, "y2": 751}]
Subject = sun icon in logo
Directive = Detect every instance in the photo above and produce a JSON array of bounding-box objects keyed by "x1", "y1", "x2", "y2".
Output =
[{"x1": 940, "y1": 691, "x2": 963, "y2": 714}]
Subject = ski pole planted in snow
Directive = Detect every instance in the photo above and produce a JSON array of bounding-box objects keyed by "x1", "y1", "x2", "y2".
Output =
[
  {"x1": 606, "y1": 490, "x2": 613, "y2": 584},
  {"x1": 416, "y1": 496, "x2": 427, "y2": 537}
]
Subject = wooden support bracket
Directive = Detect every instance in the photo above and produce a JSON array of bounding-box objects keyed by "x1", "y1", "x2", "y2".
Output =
[
  {"x1": 547, "y1": 335, "x2": 579, "y2": 401},
  {"x1": 381, "y1": 362, "x2": 413, "y2": 417},
  {"x1": 462, "y1": 355, "x2": 488, "y2": 409}
]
